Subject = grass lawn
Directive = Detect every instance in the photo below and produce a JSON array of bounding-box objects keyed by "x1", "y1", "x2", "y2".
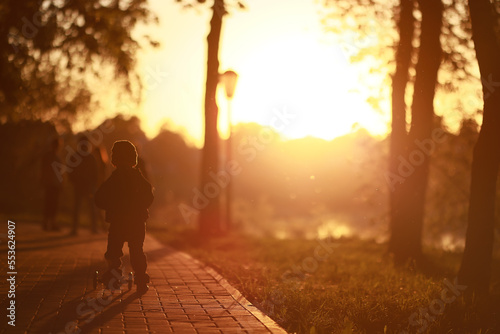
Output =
[{"x1": 150, "y1": 223, "x2": 498, "y2": 334}]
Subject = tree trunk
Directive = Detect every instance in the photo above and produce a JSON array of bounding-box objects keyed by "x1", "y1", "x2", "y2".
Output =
[
  {"x1": 388, "y1": 0, "x2": 415, "y2": 255},
  {"x1": 199, "y1": 0, "x2": 225, "y2": 237},
  {"x1": 458, "y1": 0, "x2": 500, "y2": 295},
  {"x1": 390, "y1": 0, "x2": 443, "y2": 264}
]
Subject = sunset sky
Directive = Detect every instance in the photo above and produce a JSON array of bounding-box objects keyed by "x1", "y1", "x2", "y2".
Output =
[
  {"x1": 100, "y1": 0, "x2": 387, "y2": 147},
  {"x1": 82, "y1": 0, "x2": 483, "y2": 148}
]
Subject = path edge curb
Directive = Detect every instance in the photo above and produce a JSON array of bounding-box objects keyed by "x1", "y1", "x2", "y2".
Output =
[{"x1": 176, "y1": 251, "x2": 288, "y2": 334}]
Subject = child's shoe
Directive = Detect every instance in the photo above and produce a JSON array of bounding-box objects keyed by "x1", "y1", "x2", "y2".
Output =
[
  {"x1": 136, "y1": 282, "x2": 149, "y2": 294},
  {"x1": 135, "y1": 273, "x2": 150, "y2": 294}
]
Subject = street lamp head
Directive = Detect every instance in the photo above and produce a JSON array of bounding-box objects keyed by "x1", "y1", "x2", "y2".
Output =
[{"x1": 220, "y1": 70, "x2": 239, "y2": 99}]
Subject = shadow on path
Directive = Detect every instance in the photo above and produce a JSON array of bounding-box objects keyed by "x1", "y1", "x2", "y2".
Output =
[
  {"x1": 39, "y1": 289, "x2": 143, "y2": 333},
  {"x1": 0, "y1": 224, "x2": 174, "y2": 333},
  {"x1": 79, "y1": 292, "x2": 144, "y2": 334}
]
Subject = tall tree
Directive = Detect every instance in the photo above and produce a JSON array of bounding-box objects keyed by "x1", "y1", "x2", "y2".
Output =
[
  {"x1": 323, "y1": 0, "x2": 456, "y2": 263},
  {"x1": 0, "y1": 0, "x2": 156, "y2": 121},
  {"x1": 200, "y1": 0, "x2": 225, "y2": 236},
  {"x1": 390, "y1": 0, "x2": 444, "y2": 263},
  {"x1": 387, "y1": 0, "x2": 415, "y2": 259},
  {"x1": 458, "y1": 0, "x2": 500, "y2": 295},
  {"x1": 177, "y1": 0, "x2": 244, "y2": 236}
]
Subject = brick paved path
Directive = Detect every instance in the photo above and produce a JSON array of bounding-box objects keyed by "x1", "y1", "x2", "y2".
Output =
[{"x1": 0, "y1": 222, "x2": 287, "y2": 334}]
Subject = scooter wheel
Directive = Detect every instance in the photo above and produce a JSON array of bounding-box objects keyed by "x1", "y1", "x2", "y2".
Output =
[{"x1": 93, "y1": 270, "x2": 99, "y2": 290}]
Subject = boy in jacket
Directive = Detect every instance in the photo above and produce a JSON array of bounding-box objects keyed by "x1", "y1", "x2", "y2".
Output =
[{"x1": 95, "y1": 140, "x2": 154, "y2": 293}]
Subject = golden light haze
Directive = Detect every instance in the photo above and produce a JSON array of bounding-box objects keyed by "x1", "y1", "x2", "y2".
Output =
[
  {"x1": 134, "y1": 0, "x2": 390, "y2": 147},
  {"x1": 74, "y1": 0, "x2": 483, "y2": 147}
]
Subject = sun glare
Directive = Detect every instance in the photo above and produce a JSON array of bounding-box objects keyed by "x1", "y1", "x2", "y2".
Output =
[
  {"x1": 218, "y1": 33, "x2": 389, "y2": 141},
  {"x1": 136, "y1": 0, "x2": 390, "y2": 146}
]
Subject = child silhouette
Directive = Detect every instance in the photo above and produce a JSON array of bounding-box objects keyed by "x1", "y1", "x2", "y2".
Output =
[{"x1": 95, "y1": 140, "x2": 154, "y2": 293}]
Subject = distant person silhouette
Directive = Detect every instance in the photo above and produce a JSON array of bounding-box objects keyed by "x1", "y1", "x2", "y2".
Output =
[
  {"x1": 95, "y1": 140, "x2": 154, "y2": 293},
  {"x1": 41, "y1": 137, "x2": 62, "y2": 231},
  {"x1": 69, "y1": 135, "x2": 98, "y2": 235},
  {"x1": 93, "y1": 145, "x2": 109, "y2": 230}
]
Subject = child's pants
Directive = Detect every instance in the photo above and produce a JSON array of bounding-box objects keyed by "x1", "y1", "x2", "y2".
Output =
[{"x1": 104, "y1": 222, "x2": 148, "y2": 283}]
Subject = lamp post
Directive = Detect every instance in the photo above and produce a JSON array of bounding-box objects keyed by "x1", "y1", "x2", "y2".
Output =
[{"x1": 219, "y1": 70, "x2": 238, "y2": 231}]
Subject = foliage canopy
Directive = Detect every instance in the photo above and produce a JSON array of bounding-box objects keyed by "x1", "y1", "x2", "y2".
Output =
[{"x1": 0, "y1": 0, "x2": 157, "y2": 122}]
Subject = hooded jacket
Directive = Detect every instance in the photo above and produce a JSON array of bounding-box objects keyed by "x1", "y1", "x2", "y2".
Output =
[{"x1": 95, "y1": 167, "x2": 153, "y2": 224}]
